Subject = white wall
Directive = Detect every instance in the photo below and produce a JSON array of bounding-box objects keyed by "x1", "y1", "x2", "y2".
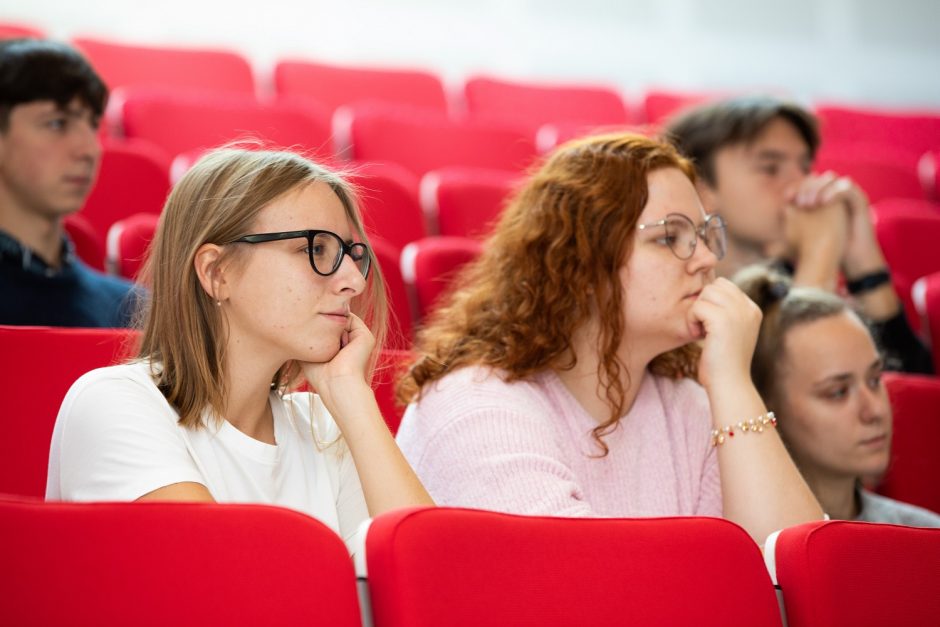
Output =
[{"x1": 3, "y1": 0, "x2": 939, "y2": 110}]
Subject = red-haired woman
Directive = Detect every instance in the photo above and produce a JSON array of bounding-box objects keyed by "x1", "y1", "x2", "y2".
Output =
[{"x1": 396, "y1": 133, "x2": 822, "y2": 542}]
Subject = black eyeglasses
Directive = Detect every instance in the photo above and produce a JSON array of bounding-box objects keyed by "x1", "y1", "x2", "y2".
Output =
[
  {"x1": 229, "y1": 229, "x2": 371, "y2": 278},
  {"x1": 636, "y1": 213, "x2": 727, "y2": 261}
]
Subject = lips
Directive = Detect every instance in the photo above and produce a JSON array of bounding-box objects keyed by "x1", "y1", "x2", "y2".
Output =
[
  {"x1": 320, "y1": 310, "x2": 349, "y2": 325},
  {"x1": 859, "y1": 434, "x2": 888, "y2": 447}
]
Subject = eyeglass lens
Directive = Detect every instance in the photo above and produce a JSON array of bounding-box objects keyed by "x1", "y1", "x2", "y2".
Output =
[
  {"x1": 663, "y1": 215, "x2": 726, "y2": 260},
  {"x1": 309, "y1": 232, "x2": 370, "y2": 277}
]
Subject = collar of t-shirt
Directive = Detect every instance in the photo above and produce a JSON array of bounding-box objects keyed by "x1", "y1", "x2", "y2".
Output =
[{"x1": 0, "y1": 229, "x2": 76, "y2": 277}]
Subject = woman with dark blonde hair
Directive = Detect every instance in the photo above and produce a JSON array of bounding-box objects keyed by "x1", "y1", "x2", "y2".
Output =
[
  {"x1": 47, "y1": 148, "x2": 432, "y2": 548},
  {"x1": 735, "y1": 264, "x2": 940, "y2": 526},
  {"x1": 396, "y1": 133, "x2": 821, "y2": 542}
]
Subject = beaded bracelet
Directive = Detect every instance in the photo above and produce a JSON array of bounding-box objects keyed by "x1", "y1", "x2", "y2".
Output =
[{"x1": 711, "y1": 412, "x2": 777, "y2": 447}]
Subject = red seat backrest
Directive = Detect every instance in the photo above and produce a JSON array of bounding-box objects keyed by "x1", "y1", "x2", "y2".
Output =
[
  {"x1": 463, "y1": 75, "x2": 630, "y2": 133},
  {"x1": 365, "y1": 507, "x2": 783, "y2": 627},
  {"x1": 0, "y1": 498, "x2": 362, "y2": 627},
  {"x1": 815, "y1": 143, "x2": 926, "y2": 203},
  {"x1": 913, "y1": 270, "x2": 940, "y2": 373},
  {"x1": 73, "y1": 37, "x2": 255, "y2": 95},
  {"x1": 773, "y1": 520, "x2": 940, "y2": 627},
  {"x1": 372, "y1": 349, "x2": 414, "y2": 435},
  {"x1": 370, "y1": 237, "x2": 413, "y2": 344},
  {"x1": 347, "y1": 105, "x2": 537, "y2": 179},
  {"x1": 400, "y1": 236, "x2": 483, "y2": 322},
  {"x1": 106, "y1": 212, "x2": 161, "y2": 281},
  {"x1": 816, "y1": 104, "x2": 940, "y2": 161},
  {"x1": 878, "y1": 373, "x2": 940, "y2": 514},
  {"x1": 421, "y1": 166, "x2": 521, "y2": 238},
  {"x1": 350, "y1": 161, "x2": 426, "y2": 251},
  {"x1": 120, "y1": 90, "x2": 334, "y2": 162},
  {"x1": 275, "y1": 60, "x2": 448, "y2": 115},
  {"x1": 0, "y1": 326, "x2": 140, "y2": 498}
]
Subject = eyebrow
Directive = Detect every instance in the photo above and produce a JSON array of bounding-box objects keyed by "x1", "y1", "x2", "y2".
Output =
[{"x1": 811, "y1": 357, "x2": 884, "y2": 389}]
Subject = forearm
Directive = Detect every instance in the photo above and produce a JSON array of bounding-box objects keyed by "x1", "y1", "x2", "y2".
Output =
[
  {"x1": 792, "y1": 240, "x2": 843, "y2": 291},
  {"x1": 707, "y1": 378, "x2": 824, "y2": 543},
  {"x1": 328, "y1": 382, "x2": 434, "y2": 516}
]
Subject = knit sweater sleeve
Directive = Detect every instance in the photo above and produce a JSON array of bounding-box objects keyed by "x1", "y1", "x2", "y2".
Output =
[{"x1": 396, "y1": 368, "x2": 595, "y2": 517}]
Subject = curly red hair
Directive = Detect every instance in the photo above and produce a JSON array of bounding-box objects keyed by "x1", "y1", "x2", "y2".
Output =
[{"x1": 397, "y1": 133, "x2": 701, "y2": 453}]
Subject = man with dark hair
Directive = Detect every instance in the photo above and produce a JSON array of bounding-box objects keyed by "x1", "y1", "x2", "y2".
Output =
[
  {"x1": 0, "y1": 38, "x2": 135, "y2": 327},
  {"x1": 665, "y1": 95, "x2": 932, "y2": 374}
]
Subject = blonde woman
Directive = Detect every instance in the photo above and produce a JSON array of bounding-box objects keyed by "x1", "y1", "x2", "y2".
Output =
[{"x1": 46, "y1": 149, "x2": 432, "y2": 547}]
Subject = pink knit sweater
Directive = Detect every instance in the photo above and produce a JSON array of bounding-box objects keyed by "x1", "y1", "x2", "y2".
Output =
[{"x1": 396, "y1": 366, "x2": 722, "y2": 518}]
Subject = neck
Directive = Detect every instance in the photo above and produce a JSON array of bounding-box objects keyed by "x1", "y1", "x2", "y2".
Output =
[
  {"x1": 0, "y1": 203, "x2": 65, "y2": 267},
  {"x1": 800, "y1": 469, "x2": 859, "y2": 520},
  {"x1": 553, "y1": 321, "x2": 654, "y2": 425},
  {"x1": 221, "y1": 333, "x2": 285, "y2": 445}
]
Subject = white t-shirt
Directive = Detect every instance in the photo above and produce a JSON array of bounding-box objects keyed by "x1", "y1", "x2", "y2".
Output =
[{"x1": 46, "y1": 362, "x2": 369, "y2": 546}]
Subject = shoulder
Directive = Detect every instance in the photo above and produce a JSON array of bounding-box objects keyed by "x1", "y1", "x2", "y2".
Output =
[
  {"x1": 858, "y1": 490, "x2": 940, "y2": 527},
  {"x1": 66, "y1": 361, "x2": 160, "y2": 399}
]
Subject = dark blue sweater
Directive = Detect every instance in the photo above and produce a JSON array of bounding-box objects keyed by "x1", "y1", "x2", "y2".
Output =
[{"x1": 0, "y1": 230, "x2": 137, "y2": 328}]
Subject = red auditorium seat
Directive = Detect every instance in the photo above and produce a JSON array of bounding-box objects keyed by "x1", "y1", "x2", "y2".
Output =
[
  {"x1": 462, "y1": 75, "x2": 630, "y2": 134},
  {"x1": 372, "y1": 349, "x2": 414, "y2": 435},
  {"x1": 873, "y1": 211, "x2": 940, "y2": 333},
  {"x1": 118, "y1": 90, "x2": 335, "y2": 162},
  {"x1": 816, "y1": 104, "x2": 940, "y2": 165},
  {"x1": 767, "y1": 520, "x2": 940, "y2": 627},
  {"x1": 400, "y1": 236, "x2": 483, "y2": 321},
  {"x1": 420, "y1": 167, "x2": 520, "y2": 238},
  {"x1": 72, "y1": 37, "x2": 256, "y2": 95},
  {"x1": 920, "y1": 150, "x2": 940, "y2": 200},
  {"x1": 815, "y1": 143, "x2": 926, "y2": 203},
  {"x1": 642, "y1": 88, "x2": 715, "y2": 126},
  {"x1": 363, "y1": 508, "x2": 783, "y2": 627},
  {"x1": 345, "y1": 105, "x2": 538, "y2": 179},
  {"x1": 878, "y1": 373, "x2": 940, "y2": 514},
  {"x1": 0, "y1": 22, "x2": 45, "y2": 39},
  {"x1": 79, "y1": 139, "x2": 170, "y2": 241},
  {"x1": 535, "y1": 120, "x2": 650, "y2": 153},
  {"x1": 349, "y1": 161, "x2": 426, "y2": 251},
  {"x1": 371, "y1": 236, "x2": 414, "y2": 343},
  {"x1": 913, "y1": 271, "x2": 940, "y2": 373},
  {"x1": 872, "y1": 198, "x2": 940, "y2": 220},
  {"x1": 274, "y1": 59, "x2": 448, "y2": 115},
  {"x1": 0, "y1": 498, "x2": 362, "y2": 627},
  {"x1": 63, "y1": 213, "x2": 106, "y2": 271},
  {"x1": 106, "y1": 212, "x2": 161, "y2": 281},
  {"x1": 0, "y1": 326, "x2": 139, "y2": 498}
]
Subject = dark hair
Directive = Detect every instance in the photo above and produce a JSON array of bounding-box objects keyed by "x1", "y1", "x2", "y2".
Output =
[
  {"x1": 0, "y1": 39, "x2": 107, "y2": 130},
  {"x1": 663, "y1": 95, "x2": 820, "y2": 187},
  {"x1": 733, "y1": 264, "x2": 848, "y2": 407}
]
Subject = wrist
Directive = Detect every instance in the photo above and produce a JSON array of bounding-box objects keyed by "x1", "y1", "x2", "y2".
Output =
[{"x1": 845, "y1": 268, "x2": 891, "y2": 295}]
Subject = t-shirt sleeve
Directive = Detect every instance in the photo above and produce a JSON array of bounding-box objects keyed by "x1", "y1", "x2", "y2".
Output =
[
  {"x1": 396, "y1": 377, "x2": 596, "y2": 517},
  {"x1": 48, "y1": 368, "x2": 206, "y2": 502}
]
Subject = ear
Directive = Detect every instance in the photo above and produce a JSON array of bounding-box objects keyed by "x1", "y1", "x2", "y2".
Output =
[
  {"x1": 695, "y1": 178, "x2": 720, "y2": 215},
  {"x1": 193, "y1": 243, "x2": 229, "y2": 302}
]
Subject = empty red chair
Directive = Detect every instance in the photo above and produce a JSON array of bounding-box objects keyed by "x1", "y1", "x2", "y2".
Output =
[
  {"x1": 371, "y1": 236, "x2": 413, "y2": 343},
  {"x1": 349, "y1": 161, "x2": 426, "y2": 251},
  {"x1": 79, "y1": 139, "x2": 170, "y2": 241},
  {"x1": 878, "y1": 373, "x2": 940, "y2": 514},
  {"x1": 363, "y1": 508, "x2": 783, "y2": 627},
  {"x1": 420, "y1": 167, "x2": 520, "y2": 238},
  {"x1": 872, "y1": 198, "x2": 940, "y2": 220},
  {"x1": 0, "y1": 498, "x2": 362, "y2": 627},
  {"x1": 63, "y1": 213, "x2": 105, "y2": 272},
  {"x1": 106, "y1": 212, "x2": 161, "y2": 281},
  {"x1": 0, "y1": 22, "x2": 45, "y2": 39},
  {"x1": 73, "y1": 37, "x2": 255, "y2": 95},
  {"x1": 372, "y1": 349, "x2": 414, "y2": 435},
  {"x1": 0, "y1": 326, "x2": 139, "y2": 498},
  {"x1": 642, "y1": 88, "x2": 715, "y2": 126},
  {"x1": 913, "y1": 271, "x2": 940, "y2": 373},
  {"x1": 815, "y1": 143, "x2": 926, "y2": 203},
  {"x1": 535, "y1": 120, "x2": 650, "y2": 153},
  {"x1": 816, "y1": 104, "x2": 940, "y2": 164},
  {"x1": 768, "y1": 520, "x2": 940, "y2": 627},
  {"x1": 400, "y1": 236, "x2": 483, "y2": 321},
  {"x1": 275, "y1": 59, "x2": 448, "y2": 115},
  {"x1": 119, "y1": 90, "x2": 334, "y2": 162},
  {"x1": 874, "y1": 211, "x2": 940, "y2": 333},
  {"x1": 463, "y1": 75, "x2": 630, "y2": 135},
  {"x1": 346, "y1": 105, "x2": 538, "y2": 179}
]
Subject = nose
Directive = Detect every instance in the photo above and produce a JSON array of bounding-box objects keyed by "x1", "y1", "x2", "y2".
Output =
[
  {"x1": 858, "y1": 381, "x2": 890, "y2": 425},
  {"x1": 686, "y1": 234, "x2": 719, "y2": 275},
  {"x1": 72, "y1": 118, "x2": 101, "y2": 163},
  {"x1": 332, "y1": 252, "x2": 367, "y2": 296}
]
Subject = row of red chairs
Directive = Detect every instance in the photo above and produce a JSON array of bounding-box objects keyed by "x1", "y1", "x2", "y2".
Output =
[
  {"x1": 2, "y1": 324, "x2": 938, "y2": 514},
  {"x1": 2, "y1": 496, "x2": 938, "y2": 627}
]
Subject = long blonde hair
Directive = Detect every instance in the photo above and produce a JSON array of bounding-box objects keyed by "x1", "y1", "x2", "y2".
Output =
[{"x1": 136, "y1": 148, "x2": 387, "y2": 428}]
